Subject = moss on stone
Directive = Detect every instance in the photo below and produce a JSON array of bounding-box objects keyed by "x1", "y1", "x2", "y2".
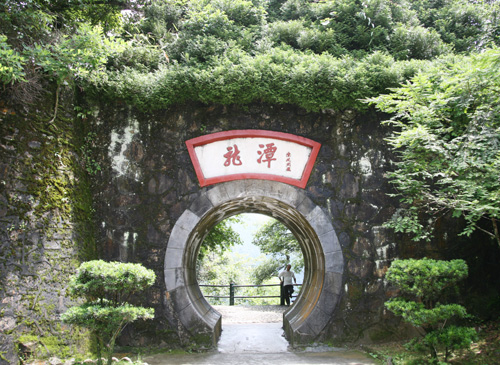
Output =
[{"x1": 0, "y1": 86, "x2": 98, "y2": 361}]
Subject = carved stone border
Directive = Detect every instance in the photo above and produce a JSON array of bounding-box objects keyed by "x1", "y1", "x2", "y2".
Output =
[{"x1": 164, "y1": 180, "x2": 344, "y2": 346}]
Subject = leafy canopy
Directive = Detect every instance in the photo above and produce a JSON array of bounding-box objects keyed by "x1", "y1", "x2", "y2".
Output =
[
  {"x1": 368, "y1": 48, "x2": 500, "y2": 247},
  {"x1": 252, "y1": 218, "x2": 303, "y2": 284},
  {"x1": 4, "y1": 0, "x2": 500, "y2": 112},
  {"x1": 199, "y1": 216, "x2": 243, "y2": 259}
]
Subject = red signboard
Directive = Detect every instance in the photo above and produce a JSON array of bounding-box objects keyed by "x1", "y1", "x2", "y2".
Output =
[{"x1": 186, "y1": 130, "x2": 321, "y2": 189}]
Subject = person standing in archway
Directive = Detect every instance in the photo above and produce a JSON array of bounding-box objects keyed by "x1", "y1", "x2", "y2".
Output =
[{"x1": 279, "y1": 264, "x2": 297, "y2": 306}]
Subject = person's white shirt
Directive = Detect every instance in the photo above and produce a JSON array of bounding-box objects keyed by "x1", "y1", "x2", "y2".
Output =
[{"x1": 279, "y1": 268, "x2": 296, "y2": 286}]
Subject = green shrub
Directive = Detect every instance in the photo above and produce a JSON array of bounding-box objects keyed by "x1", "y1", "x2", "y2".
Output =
[
  {"x1": 211, "y1": 0, "x2": 266, "y2": 27},
  {"x1": 267, "y1": 20, "x2": 307, "y2": 49},
  {"x1": 385, "y1": 258, "x2": 477, "y2": 362},
  {"x1": 62, "y1": 260, "x2": 156, "y2": 365},
  {"x1": 0, "y1": 35, "x2": 26, "y2": 84},
  {"x1": 390, "y1": 25, "x2": 450, "y2": 60},
  {"x1": 97, "y1": 47, "x2": 424, "y2": 112}
]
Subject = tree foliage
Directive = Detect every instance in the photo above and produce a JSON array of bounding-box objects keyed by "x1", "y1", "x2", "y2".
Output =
[
  {"x1": 61, "y1": 260, "x2": 155, "y2": 365},
  {"x1": 0, "y1": 0, "x2": 140, "y2": 105},
  {"x1": 197, "y1": 246, "x2": 283, "y2": 305},
  {"x1": 251, "y1": 219, "x2": 303, "y2": 284},
  {"x1": 369, "y1": 48, "x2": 500, "y2": 247},
  {"x1": 197, "y1": 248, "x2": 246, "y2": 305},
  {"x1": 385, "y1": 258, "x2": 476, "y2": 362},
  {"x1": 4, "y1": 0, "x2": 499, "y2": 113},
  {"x1": 199, "y1": 216, "x2": 243, "y2": 259}
]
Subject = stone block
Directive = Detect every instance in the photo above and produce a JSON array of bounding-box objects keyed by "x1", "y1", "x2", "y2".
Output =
[
  {"x1": 352, "y1": 237, "x2": 371, "y2": 257},
  {"x1": 302, "y1": 305, "x2": 331, "y2": 336},
  {"x1": 240, "y1": 180, "x2": 268, "y2": 196},
  {"x1": 44, "y1": 240, "x2": 61, "y2": 250},
  {"x1": 164, "y1": 267, "x2": 184, "y2": 291},
  {"x1": 178, "y1": 304, "x2": 214, "y2": 340},
  {"x1": 206, "y1": 184, "x2": 230, "y2": 205},
  {"x1": 348, "y1": 258, "x2": 374, "y2": 279},
  {"x1": 290, "y1": 321, "x2": 318, "y2": 344},
  {"x1": 164, "y1": 247, "x2": 184, "y2": 270},
  {"x1": 189, "y1": 193, "x2": 214, "y2": 218},
  {"x1": 166, "y1": 214, "x2": 198, "y2": 251},
  {"x1": 273, "y1": 184, "x2": 305, "y2": 208},
  {"x1": 147, "y1": 224, "x2": 163, "y2": 245},
  {"x1": 0, "y1": 316, "x2": 16, "y2": 332},
  {"x1": 221, "y1": 180, "x2": 248, "y2": 199},
  {"x1": 175, "y1": 209, "x2": 200, "y2": 233},
  {"x1": 306, "y1": 206, "x2": 334, "y2": 237},
  {"x1": 244, "y1": 181, "x2": 303, "y2": 206},
  {"x1": 187, "y1": 282, "x2": 204, "y2": 303},
  {"x1": 296, "y1": 195, "x2": 316, "y2": 217},
  {"x1": 0, "y1": 334, "x2": 17, "y2": 365},
  {"x1": 323, "y1": 271, "x2": 343, "y2": 295},
  {"x1": 325, "y1": 251, "x2": 344, "y2": 273},
  {"x1": 157, "y1": 174, "x2": 173, "y2": 194},
  {"x1": 147, "y1": 177, "x2": 157, "y2": 194},
  {"x1": 169, "y1": 286, "x2": 191, "y2": 313},
  {"x1": 318, "y1": 230, "x2": 341, "y2": 254},
  {"x1": 315, "y1": 290, "x2": 341, "y2": 314},
  {"x1": 204, "y1": 307, "x2": 222, "y2": 330}
]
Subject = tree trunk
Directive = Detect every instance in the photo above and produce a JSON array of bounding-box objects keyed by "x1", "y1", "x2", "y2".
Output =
[{"x1": 492, "y1": 218, "x2": 500, "y2": 249}]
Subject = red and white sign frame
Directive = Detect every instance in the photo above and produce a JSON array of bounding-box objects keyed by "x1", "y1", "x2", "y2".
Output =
[{"x1": 186, "y1": 130, "x2": 321, "y2": 189}]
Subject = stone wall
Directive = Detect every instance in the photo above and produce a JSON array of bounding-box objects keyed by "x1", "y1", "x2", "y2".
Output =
[
  {"x1": 1, "y1": 97, "x2": 492, "y2": 361},
  {"x1": 0, "y1": 89, "x2": 93, "y2": 364},
  {"x1": 89, "y1": 101, "x2": 442, "y2": 346}
]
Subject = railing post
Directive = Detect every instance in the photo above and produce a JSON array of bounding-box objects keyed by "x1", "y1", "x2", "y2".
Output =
[
  {"x1": 280, "y1": 282, "x2": 285, "y2": 306},
  {"x1": 229, "y1": 283, "x2": 235, "y2": 306}
]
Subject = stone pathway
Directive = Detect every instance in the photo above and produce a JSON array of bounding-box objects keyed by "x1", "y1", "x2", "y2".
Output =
[
  {"x1": 214, "y1": 304, "x2": 286, "y2": 324},
  {"x1": 143, "y1": 306, "x2": 376, "y2": 364}
]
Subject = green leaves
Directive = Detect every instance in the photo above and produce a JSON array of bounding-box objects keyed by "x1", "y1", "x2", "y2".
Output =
[
  {"x1": 68, "y1": 260, "x2": 156, "y2": 301},
  {"x1": 63, "y1": 260, "x2": 155, "y2": 364},
  {"x1": 252, "y1": 218, "x2": 303, "y2": 283},
  {"x1": 61, "y1": 301, "x2": 154, "y2": 337},
  {"x1": 102, "y1": 47, "x2": 421, "y2": 111},
  {"x1": 385, "y1": 258, "x2": 475, "y2": 361},
  {"x1": 422, "y1": 326, "x2": 477, "y2": 353},
  {"x1": 385, "y1": 258, "x2": 468, "y2": 301},
  {"x1": 25, "y1": 24, "x2": 126, "y2": 85},
  {"x1": 386, "y1": 299, "x2": 468, "y2": 327},
  {"x1": 199, "y1": 216, "x2": 243, "y2": 259},
  {"x1": 0, "y1": 35, "x2": 26, "y2": 84},
  {"x1": 369, "y1": 49, "x2": 500, "y2": 246}
]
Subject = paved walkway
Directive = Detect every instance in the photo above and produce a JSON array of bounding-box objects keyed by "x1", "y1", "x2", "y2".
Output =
[{"x1": 143, "y1": 306, "x2": 376, "y2": 365}]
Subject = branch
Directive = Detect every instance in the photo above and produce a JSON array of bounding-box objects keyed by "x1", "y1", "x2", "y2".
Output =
[
  {"x1": 48, "y1": 83, "x2": 60, "y2": 124},
  {"x1": 472, "y1": 223, "x2": 496, "y2": 240},
  {"x1": 492, "y1": 218, "x2": 500, "y2": 249}
]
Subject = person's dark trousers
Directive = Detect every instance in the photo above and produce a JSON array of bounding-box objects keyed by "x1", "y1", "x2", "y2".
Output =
[{"x1": 284, "y1": 285, "x2": 294, "y2": 306}]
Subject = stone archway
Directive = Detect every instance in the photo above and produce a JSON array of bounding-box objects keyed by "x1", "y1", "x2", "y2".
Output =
[{"x1": 164, "y1": 180, "x2": 343, "y2": 346}]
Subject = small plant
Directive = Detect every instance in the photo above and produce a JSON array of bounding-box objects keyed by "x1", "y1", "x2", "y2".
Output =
[
  {"x1": 385, "y1": 258, "x2": 477, "y2": 362},
  {"x1": 80, "y1": 132, "x2": 102, "y2": 175},
  {"x1": 61, "y1": 260, "x2": 156, "y2": 365}
]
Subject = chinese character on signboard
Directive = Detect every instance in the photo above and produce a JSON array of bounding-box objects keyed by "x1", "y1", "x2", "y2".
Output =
[
  {"x1": 257, "y1": 143, "x2": 277, "y2": 168},
  {"x1": 223, "y1": 144, "x2": 242, "y2": 166}
]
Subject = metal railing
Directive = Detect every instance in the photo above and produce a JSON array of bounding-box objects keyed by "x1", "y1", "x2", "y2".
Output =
[{"x1": 199, "y1": 283, "x2": 302, "y2": 305}]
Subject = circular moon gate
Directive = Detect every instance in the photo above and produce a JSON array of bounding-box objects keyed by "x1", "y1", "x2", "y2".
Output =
[{"x1": 164, "y1": 181, "x2": 343, "y2": 346}]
